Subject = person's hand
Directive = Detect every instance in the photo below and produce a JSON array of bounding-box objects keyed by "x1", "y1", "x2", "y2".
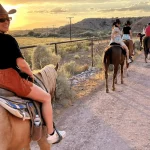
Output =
[{"x1": 29, "y1": 74, "x2": 34, "y2": 82}]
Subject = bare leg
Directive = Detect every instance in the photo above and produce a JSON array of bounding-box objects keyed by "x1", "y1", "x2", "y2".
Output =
[
  {"x1": 122, "y1": 44, "x2": 129, "y2": 60},
  {"x1": 129, "y1": 40, "x2": 134, "y2": 57},
  {"x1": 26, "y1": 84, "x2": 53, "y2": 134}
]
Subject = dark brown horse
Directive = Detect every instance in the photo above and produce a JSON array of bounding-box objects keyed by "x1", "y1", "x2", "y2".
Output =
[
  {"x1": 143, "y1": 36, "x2": 150, "y2": 63},
  {"x1": 103, "y1": 45, "x2": 127, "y2": 93},
  {"x1": 123, "y1": 39, "x2": 134, "y2": 60}
]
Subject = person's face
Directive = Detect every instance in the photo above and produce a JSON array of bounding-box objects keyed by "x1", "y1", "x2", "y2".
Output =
[
  {"x1": 0, "y1": 14, "x2": 10, "y2": 33},
  {"x1": 117, "y1": 23, "x2": 121, "y2": 27}
]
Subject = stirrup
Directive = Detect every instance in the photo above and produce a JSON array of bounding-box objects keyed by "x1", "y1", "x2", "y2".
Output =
[{"x1": 53, "y1": 122, "x2": 63, "y2": 144}]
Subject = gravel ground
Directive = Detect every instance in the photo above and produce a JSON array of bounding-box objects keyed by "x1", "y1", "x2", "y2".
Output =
[{"x1": 31, "y1": 53, "x2": 150, "y2": 150}]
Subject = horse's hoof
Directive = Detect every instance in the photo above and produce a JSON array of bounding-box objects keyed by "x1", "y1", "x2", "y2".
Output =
[
  {"x1": 112, "y1": 88, "x2": 115, "y2": 91},
  {"x1": 106, "y1": 89, "x2": 109, "y2": 93}
]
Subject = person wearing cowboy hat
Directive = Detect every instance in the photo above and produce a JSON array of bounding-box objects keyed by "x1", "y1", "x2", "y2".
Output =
[{"x1": 0, "y1": 4, "x2": 66, "y2": 144}]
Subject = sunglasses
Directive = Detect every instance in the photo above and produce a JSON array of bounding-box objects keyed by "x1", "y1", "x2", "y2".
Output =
[{"x1": 0, "y1": 17, "x2": 12, "y2": 23}]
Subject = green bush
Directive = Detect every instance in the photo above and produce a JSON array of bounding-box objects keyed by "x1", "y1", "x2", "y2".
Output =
[
  {"x1": 74, "y1": 55, "x2": 80, "y2": 59},
  {"x1": 94, "y1": 55, "x2": 103, "y2": 69},
  {"x1": 21, "y1": 49, "x2": 33, "y2": 68},
  {"x1": 32, "y1": 45, "x2": 61, "y2": 70},
  {"x1": 55, "y1": 73, "x2": 76, "y2": 107},
  {"x1": 134, "y1": 40, "x2": 141, "y2": 50},
  {"x1": 59, "y1": 61, "x2": 89, "y2": 77}
]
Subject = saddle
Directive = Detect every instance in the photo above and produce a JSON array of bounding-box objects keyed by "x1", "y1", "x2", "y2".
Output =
[
  {"x1": 0, "y1": 75, "x2": 47, "y2": 141},
  {"x1": 109, "y1": 42, "x2": 126, "y2": 56}
]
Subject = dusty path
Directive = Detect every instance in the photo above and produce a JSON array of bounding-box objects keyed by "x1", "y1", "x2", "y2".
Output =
[{"x1": 32, "y1": 53, "x2": 150, "y2": 150}]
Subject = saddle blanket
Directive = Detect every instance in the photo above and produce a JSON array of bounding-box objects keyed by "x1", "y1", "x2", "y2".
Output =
[{"x1": 0, "y1": 96, "x2": 33, "y2": 120}]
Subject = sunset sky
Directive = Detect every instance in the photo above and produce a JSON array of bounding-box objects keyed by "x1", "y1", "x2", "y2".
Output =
[{"x1": 2, "y1": 0, "x2": 150, "y2": 30}]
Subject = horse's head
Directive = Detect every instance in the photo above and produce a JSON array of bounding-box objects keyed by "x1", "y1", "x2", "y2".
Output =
[{"x1": 35, "y1": 64, "x2": 57, "y2": 97}]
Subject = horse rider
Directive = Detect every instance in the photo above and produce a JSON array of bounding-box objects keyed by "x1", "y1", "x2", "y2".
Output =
[
  {"x1": 110, "y1": 19, "x2": 132, "y2": 64},
  {"x1": 143, "y1": 23, "x2": 150, "y2": 56},
  {"x1": 145, "y1": 23, "x2": 150, "y2": 37},
  {"x1": 122, "y1": 20, "x2": 134, "y2": 60},
  {"x1": 0, "y1": 4, "x2": 66, "y2": 144}
]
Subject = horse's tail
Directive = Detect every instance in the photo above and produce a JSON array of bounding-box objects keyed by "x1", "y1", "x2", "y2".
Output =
[
  {"x1": 103, "y1": 51, "x2": 107, "y2": 64},
  {"x1": 103, "y1": 47, "x2": 112, "y2": 64}
]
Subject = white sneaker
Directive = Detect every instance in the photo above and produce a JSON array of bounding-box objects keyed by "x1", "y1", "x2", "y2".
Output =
[
  {"x1": 127, "y1": 59, "x2": 132, "y2": 63},
  {"x1": 47, "y1": 130, "x2": 66, "y2": 144}
]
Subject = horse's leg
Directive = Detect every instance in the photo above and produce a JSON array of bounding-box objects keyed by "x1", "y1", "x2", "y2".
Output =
[
  {"x1": 0, "y1": 107, "x2": 31, "y2": 150},
  {"x1": 121, "y1": 63, "x2": 124, "y2": 84},
  {"x1": 112, "y1": 65, "x2": 118, "y2": 91},
  {"x1": 37, "y1": 126, "x2": 51, "y2": 150},
  {"x1": 104, "y1": 64, "x2": 109, "y2": 93},
  {"x1": 8, "y1": 113, "x2": 31, "y2": 150},
  {"x1": 145, "y1": 50, "x2": 148, "y2": 63}
]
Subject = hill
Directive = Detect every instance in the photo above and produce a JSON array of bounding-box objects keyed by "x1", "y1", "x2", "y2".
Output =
[{"x1": 10, "y1": 16, "x2": 150, "y2": 38}]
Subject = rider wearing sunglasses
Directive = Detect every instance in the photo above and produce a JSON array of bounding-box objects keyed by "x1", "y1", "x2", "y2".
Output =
[{"x1": 0, "y1": 4, "x2": 66, "y2": 145}]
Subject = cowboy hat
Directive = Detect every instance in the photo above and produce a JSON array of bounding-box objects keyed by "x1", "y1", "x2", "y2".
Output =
[{"x1": 0, "y1": 4, "x2": 16, "y2": 15}]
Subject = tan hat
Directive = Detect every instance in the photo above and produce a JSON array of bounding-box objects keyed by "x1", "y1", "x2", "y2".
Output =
[{"x1": 0, "y1": 4, "x2": 16, "y2": 15}]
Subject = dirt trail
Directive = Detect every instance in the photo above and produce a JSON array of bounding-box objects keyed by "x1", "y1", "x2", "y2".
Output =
[{"x1": 32, "y1": 53, "x2": 150, "y2": 150}]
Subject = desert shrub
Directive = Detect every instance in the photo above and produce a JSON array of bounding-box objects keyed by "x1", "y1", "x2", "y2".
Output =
[
  {"x1": 94, "y1": 55, "x2": 103, "y2": 69},
  {"x1": 74, "y1": 55, "x2": 80, "y2": 59},
  {"x1": 76, "y1": 42, "x2": 84, "y2": 50},
  {"x1": 59, "y1": 61, "x2": 89, "y2": 77},
  {"x1": 64, "y1": 45, "x2": 78, "y2": 53},
  {"x1": 21, "y1": 49, "x2": 33, "y2": 68},
  {"x1": 84, "y1": 46, "x2": 89, "y2": 51},
  {"x1": 55, "y1": 73, "x2": 76, "y2": 107},
  {"x1": 32, "y1": 45, "x2": 61, "y2": 70},
  {"x1": 134, "y1": 40, "x2": 141, "y2": 50}
]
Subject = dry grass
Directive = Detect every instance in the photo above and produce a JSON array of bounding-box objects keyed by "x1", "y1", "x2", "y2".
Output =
[
  {"x1": 16, "y1": 37, "x2": 74, "y2": 47},
  {"x1": 72, "y1": 72, "x2": 105, "y2": 99}
]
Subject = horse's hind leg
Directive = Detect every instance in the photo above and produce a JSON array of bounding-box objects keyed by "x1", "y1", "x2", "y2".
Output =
[
  {"x1": 145, "y1": 51, "x2": 148, "y2": 63},
  {"x1": 104, "y1": 65, "x2": 109, "y2": 93},
  {"x1": 112, "y1": 65, "x2": 118, "y2": 91},
  {"x1": 121, "y1": 63, "x2": 124, "y2": 84}
]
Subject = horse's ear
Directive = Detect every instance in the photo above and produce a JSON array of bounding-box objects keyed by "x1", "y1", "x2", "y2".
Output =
[{"x1": 55, "y1": 63, "x2": 58, "y2": 71}]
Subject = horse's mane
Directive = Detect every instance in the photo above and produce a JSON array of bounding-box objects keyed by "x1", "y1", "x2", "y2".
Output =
[{"x1": 35, "y1": 64, "x2": 57, "y2": 94}]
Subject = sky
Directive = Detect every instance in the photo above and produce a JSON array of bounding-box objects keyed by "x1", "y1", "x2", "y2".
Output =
[{"x1": 2, "y1": 0, "x2": 150, "y2": 30}]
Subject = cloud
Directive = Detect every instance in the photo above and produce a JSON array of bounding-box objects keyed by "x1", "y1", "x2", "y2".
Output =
[
  {"x1": 27, "y1": 7, "x2": 67, "y2": 14},
  {"x1": 51, "y1": 8, "x2": 68, "y2": 13},
  {"x1": 100, "y1": 2, "x2": 150, "y2": 12},
  {"x1": 2, "y1": 0, "x2": 116, "y2": 5}
]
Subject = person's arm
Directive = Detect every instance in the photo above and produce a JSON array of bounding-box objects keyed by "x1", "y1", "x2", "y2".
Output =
[
  {"x1": 16, "y1": 57, "x2": 34, "y2": 80},
  {"x1": 129, "y1": 30, "x2": 132, "y2": 39}
]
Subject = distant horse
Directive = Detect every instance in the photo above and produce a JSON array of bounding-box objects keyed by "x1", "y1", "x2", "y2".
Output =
[
  {"x1": 123, "y1": 40, "x2": 134, "y2": 60},
  {"x1": 0, "y1": 65, "x2": 57, "y2": 150},
  {"x1": 137, "y1": 33, "x2": 145, "y2": 49},
  {"x1": 103, "y1": 44, "x2": 127, "y2": 93},
  {"x1": 143, "y1": 36, "x2": 150, "y2": 63}
]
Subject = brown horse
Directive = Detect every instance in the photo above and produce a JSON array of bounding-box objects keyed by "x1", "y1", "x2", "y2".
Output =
[
  {"x1": 0, "y1": 65, "x2": 58, "y2": 150},
  {"x1": 103, "y1": 45, "x2": 127, "y2": 93},
  {"x1": 143, "y1": 36, "x2": 150, "y2": 63},
  {"x1": 123, "y1": 39, "x2": 134, "y2": 60}
]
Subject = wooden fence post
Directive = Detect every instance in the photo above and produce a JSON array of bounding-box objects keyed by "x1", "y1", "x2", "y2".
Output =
[
  {"x1": 91, "y1": 39, "x2": 94, "y2": 67},
  {"x1": 54, "y1": 43, "x2": 58, "y2": 55}
]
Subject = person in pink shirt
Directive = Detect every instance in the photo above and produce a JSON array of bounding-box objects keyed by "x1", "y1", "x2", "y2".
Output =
[{"x1": 145, "y1": 23, "x2": 150, "y2": 37}]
